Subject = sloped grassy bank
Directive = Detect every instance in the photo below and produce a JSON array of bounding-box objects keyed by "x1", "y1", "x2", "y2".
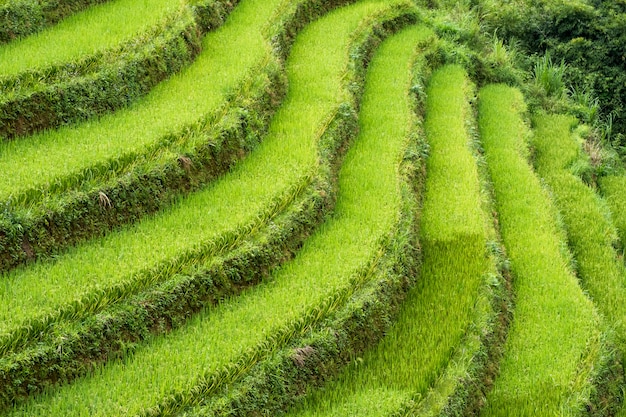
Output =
[
  {"x1": 0, "y1": 0, "x2": 109, "y2": 43},
  {"x1": 478, "y1": 85, "x2": 603, "y2": 416},
  {"x1": 0, "y1": 0, "x2": 417, "y2": 410},
  {"x1": 4, "y1": 3, "x2": 418, "y2": 415},
  {"x1": 0, "y1": 7, "x2": 202, "y2": 141},
  {"x1": 0, "y1": 0, "x2": 290, "y2": 142},
  {"x1": 0, "y1": 0, "x2": 354, "y2": 272}
]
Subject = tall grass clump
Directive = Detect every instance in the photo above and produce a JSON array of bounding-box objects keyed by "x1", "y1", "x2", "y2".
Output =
[
  {"x1": 478, "y1": 84, "x2": 602, "y2": 416},
  {"x1": 532, "y1": 53, "x2": 566, "y2": 98},
  {"x1": 5, "y1": 2, "x2": 418, "y2": 415},
  {"x1": 0, "y1": 0, "x2": 181, "y2": 77},
  {"x1": 285, "y1": 64, "x2": 502, "y2": 417},
  {"x1": 532, "y1": 113, "x2": 625, "y2": 413}
]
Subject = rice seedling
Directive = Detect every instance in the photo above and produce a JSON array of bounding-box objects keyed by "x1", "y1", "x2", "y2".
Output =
[
  {"x1": 0, "y1": 0, "x2": 183, "y2": 77},
  {"x1": 5, "y1": 2, "x2": 416, "y2": 415},
  {"x1": 478, "y1": 84, "x2": 601, "y2": 416},
  {"x1": 284, "y1": 63, "x2": 499, "y2": 417}
]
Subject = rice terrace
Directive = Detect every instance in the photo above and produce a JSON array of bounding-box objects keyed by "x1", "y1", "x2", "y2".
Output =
[{"x1": 1, "y1": 0, "x2": 626, "y2": 415}]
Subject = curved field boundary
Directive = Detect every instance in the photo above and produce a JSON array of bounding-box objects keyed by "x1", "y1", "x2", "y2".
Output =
[
  {"x1": 0, "y1": 0, "x2": 256, "y2": 141},
  {"x1": 532, "y1": 114, "x2": 626, "y2": 412},
  {"x1": 0, "y1": 0, "x2": 247, "y2": 141},
  {"x1": 0, "y1": 0, "x2": 332, "y2": 271},
  {"x1": 0, "y1": 158, "x2": 334, "y2": 409},
  {"x1": 5, "y1": 3, "x2": 418, "y2": 415},
  {"x1": 0, "y1": 0, "x2": 108, "y2": 43},
  {"x1": 280, "y1": 65, "x2": 503, "y2": 417},
  {"x1": 478, "y1": 85, "x2": 602, "y2": 416},
  {"x1": 0, "y1": 1, "x2": 418, "y2": 408},
  {"x1": 0, "y1": 0, "x2": 394, "y2": 354},
  {"x1": 0, "y1": 7, "x2": 202, "y2": 141},
  {"x1": 0, "y1": 0, "x2": 185, "y2": 77}
]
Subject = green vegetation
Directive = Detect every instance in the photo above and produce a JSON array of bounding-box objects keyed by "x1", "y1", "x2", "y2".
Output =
[
  {"x1": 0, "y1": 1, "x2": 259, "y2": 142},
  {"x1": 285, "y1": 64, "x2": 500, "y2": 417},
  {"x1": 600, "y1": 176, "x2": 626, "y2": 246},
  {"x1": 0, "y1": 0, "x2": 288, "y2": 203},
  {"x1": 478, "y1": 84, "x2": 601, "y2": 416},
  {"x1": 6, "y1": 2, "x2": 417, "y2": 415},
  {"x1": 0, "y1": 0, "x2": 407, "y2": 352},
  {"x1": 0, "y1": 0, "x2": 286, "y2": 270},
  {"x1": 0, "y1": 0, "x2": 281, "y2": 271},
  {"x1": 0, "y1": 0, "x2": 407, "y2": 401},
  {"x1": 532, "y1": 113, "x2": 626, "y2": 413},
  {"x1": 2, "y1": 0, "x2": 626, "y2": 413},
  {"x1": 480, "y1": 0, "x2": 626, "y2": 147},
  {"x1": 0, "y1": 0, "x2": 181, "y2": 77},
  {"x1": 0, "y1": 6, "x2": 206, "y2": 140},
  {"x1": 0, "y1": 0, "x2": 109, "y2": 43}
]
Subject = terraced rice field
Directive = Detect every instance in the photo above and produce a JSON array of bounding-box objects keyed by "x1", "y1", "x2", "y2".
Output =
[{"x1": 2, "y1": 0, "x2": 626, "y2": 415}]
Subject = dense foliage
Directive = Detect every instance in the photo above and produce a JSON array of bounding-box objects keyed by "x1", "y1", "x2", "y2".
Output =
[{"x1": 481, "y1": 0, "x2": 626, "y2": 146}]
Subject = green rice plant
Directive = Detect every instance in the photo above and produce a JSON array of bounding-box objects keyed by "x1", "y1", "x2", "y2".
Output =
[
  {"x1": 0, "y1": 0, "x2": 255, "y2": 142},
  {"x1": 0, "y1": 0, "x2": 110, "y2": 43},
  {"x1": 170, "y1": 29, "x2": 431, "y2": 417},
  {"x1": 284, "y1": 64, "x2": 499, "y2": 417},
  {"x1": 531, "y1": 113, "x2": 625, "y2": 413},
  {"x1": 600, "y1": 175, "x2": 626, "y2": 248},
  {"x1": 0, "y1": 0, "x2": 274, "y2": 271},
  {"x1": 0, "y1": 0, "x2": 293, "y2": 267},
  {"x1": 478, "y1": 84, "x2": 602, "y2": 416},
  {"x1": 5, "y1": 2, "x2": 418, "y2": 415}
]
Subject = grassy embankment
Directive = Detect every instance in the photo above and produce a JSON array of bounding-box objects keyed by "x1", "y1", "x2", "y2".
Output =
[
  {"x1": 0, "y1": 0, "x2": 211, "y2": 140},
  {"x1": 3, "y1": 0, "x2": 410, "y2": 403},
  {"x1": 0, "y1": 0, "x2": 110, "y2": 43},
  {"x1": 5, "y1": 2, "x2": 418, "y2": 415},
  {"x1": 0, "y1": 0, "x2": 272, "y2": 204},
  {"x1": 478, "y1": 84, "x2": 602, "y2": 416}
]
